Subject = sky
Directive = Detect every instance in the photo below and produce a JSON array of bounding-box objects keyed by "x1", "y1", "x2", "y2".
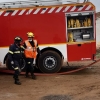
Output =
[{"x1": 0, "y1": 0, "x2": 99, "y2": 12}]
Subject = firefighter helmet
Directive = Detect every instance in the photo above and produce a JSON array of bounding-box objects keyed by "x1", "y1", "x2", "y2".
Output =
[
  {"x1": 14, "y1": 36, "x2": 22, "y2": 43},
  {"x1": 27, "y1": 32, "x2": 34, "y2": 38}
]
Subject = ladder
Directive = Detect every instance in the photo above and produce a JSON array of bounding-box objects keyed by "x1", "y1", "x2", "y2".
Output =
[{"x1": 0, "y1": 0, "x2": 90, "y2": 9}]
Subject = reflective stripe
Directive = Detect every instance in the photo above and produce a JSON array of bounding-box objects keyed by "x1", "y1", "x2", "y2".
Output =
[
  {"x1": 14, "y1": 67, "x2": 19, "y2": 70},
  {"x1": 14, "y1": 51, "x2": 20, "y2": 53},
  {"x1": 15, "y1": 37, "x2": 21, "y2": 40},
  {"x1": 21, "y1": 46, "x2": 25, "y2": 49},
  {"x1": 8, "y1": 51, "x2": 13, "y2": 54},
  {"x1": 28, "y1": 62, "x2": 31, "y2": 64}
]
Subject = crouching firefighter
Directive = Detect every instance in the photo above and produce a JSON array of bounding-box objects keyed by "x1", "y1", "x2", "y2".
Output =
[
  {"x1": 8, "y1": 36, "x2": 24, "y2": 85},
  {"x1": 23, "y1": 32, "x2": 41, "y2": 79}
]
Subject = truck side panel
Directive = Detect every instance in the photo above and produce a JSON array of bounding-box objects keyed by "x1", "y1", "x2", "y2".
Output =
[{"x1": 0, "y1": 9, "x2": 66, "y2": 47}]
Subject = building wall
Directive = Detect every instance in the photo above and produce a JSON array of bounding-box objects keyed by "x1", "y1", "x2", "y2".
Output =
[{"x1": 96, "y1": 18, "x2": 100, "y2": 47}]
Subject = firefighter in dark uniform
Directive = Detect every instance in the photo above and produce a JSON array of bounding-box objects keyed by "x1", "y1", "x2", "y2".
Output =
[
  {"x1": 23, "y1": 32, "x2": 41, "y2": 79},
  {"x1": 8, "y1": 36, "x2": 24, "y2": 85}
]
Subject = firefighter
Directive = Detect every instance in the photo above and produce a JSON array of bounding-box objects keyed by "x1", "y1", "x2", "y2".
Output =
[
  {"x1": 8, "y1": 36, "x2": 24, "y2": 85},
  {"x1": 23, "y1": 32, "x2": 41, "y2": 79}
]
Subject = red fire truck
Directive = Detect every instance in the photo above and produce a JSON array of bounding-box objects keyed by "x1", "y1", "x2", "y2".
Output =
[{"x1": 0, "y1": 1, "x2": 96, "y2": 73}]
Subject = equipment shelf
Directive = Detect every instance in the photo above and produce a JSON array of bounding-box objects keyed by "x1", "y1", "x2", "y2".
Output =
[{"x1": 67, "y1": 26, "x2": 93, "y2": 30}]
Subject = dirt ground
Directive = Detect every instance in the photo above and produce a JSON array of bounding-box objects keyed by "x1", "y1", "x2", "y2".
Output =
[{"x1": 0, "y1": 52, "x2": 100, "y2": 100}]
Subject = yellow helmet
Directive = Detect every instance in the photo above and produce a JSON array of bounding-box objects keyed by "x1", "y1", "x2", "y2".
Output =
[{"x1": 27, "y1": 32, "x2": 34, "y2": 37}]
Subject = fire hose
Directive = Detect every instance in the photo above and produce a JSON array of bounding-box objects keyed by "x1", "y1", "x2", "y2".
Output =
[{"x1": 0, "y1": 58, "x2": 100, "y2": 76}]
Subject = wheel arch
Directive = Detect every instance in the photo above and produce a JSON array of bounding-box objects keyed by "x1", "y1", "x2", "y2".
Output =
[
  {"x1": 3, "y1": 53, "x2": 8, "y2": 64},
  {"x1": 36, "y1": 47, "x2": 64, "y2": 66},
  {"x1": 41, "y1": 47, "x2": 63, "y2": 58}
]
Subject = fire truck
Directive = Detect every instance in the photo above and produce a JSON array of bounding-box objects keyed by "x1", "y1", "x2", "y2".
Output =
[{"x1": 0, "y1": 0, "x2": 96, "y2": 73}]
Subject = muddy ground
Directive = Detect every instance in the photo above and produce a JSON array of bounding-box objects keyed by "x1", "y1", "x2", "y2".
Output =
[{"x1": 0, "y1": 51, "x2": 100, "y2": 100}]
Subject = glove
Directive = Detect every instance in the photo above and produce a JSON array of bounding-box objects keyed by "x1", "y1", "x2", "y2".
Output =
[
  {"x1": 18, "y1": 67, "x2": 21, "y2": 73},
  {"x1": 33, "y1": 59, "x2": 36, "y2": 65}
]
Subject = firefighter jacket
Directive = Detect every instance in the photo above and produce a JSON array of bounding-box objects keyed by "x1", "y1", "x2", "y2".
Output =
[
  {"x1": 8, "y1": 43, "x2": 24, "y2": 61},
  {"x1": 23, "y1": 40, "x2": 41, "y2": 59}
]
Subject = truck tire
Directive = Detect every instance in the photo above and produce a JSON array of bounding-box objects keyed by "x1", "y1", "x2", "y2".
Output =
[
  {"x1": 6, "y1": 57, "x2": 26, "y2": 71},
  {"x1": 38, "y1": 50, "x2": 62, "y2": 73}
]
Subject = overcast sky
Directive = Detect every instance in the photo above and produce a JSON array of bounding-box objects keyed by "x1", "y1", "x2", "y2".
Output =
[{"x1": 0, "y1": 0, "x2": 99, "y2": 12}]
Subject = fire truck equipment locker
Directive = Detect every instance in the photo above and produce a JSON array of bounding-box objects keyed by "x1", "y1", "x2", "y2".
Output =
[{"x1": 66, "y1": 11, "x2": 96, "y2": 61}]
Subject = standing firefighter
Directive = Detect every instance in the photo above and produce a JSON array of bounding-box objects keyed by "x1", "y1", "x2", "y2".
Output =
[
  {"x1": 8, "y1": 36, "x2": 24, "y2": 85},
  {"x1": 23, "y1": 32, "x2": 41, "y2": 79}
]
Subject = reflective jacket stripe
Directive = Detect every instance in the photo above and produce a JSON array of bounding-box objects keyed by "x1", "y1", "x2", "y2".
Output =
[
  {"x1": 8, "y1": 51, "x2": 14, "y2": 54},
  {"x1": 14, "y1": 51, "x2": 20, "y2": 53},
  {"x1": 14, "y1": 67, "x2": 19, "y2": 70},
  {"x1": 21, "y1": 46, "x2": 25, "y2": 49}
]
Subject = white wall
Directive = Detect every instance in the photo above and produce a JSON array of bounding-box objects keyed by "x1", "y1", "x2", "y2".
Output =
[{"x1": 96, "y1": 18, "x2": 100, "y2": 47}]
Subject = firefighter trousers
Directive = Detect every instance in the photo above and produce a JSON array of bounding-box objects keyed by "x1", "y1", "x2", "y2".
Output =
[
  {"x1": 25, "y1": 58, "x2": 34, "y2": 76},
  {"x1": 12, "y1": 60, "x2": 21, "y2": 81}
]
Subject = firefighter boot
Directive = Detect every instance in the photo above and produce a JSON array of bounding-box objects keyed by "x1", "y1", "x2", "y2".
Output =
[
  {"x1": 15, "y1": 79, "x2": 21, "y2": 85},
  {"x1": 13, "y1": 75, "x2": 21, "y2": 85},
  {"x1": 25, "y1": 71, "x2": 29, "y2": 78},
  {"x1": 31, "y1": 73, "x2": 36, "y2": 80}
]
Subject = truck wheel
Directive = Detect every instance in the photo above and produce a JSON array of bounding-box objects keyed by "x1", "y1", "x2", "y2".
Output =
[
  {"x1": 38, "y1": 51, "x2": 62, "y2": 73},
  {"x1": 6, "y1": 57, "x2": 26, "y2": 71}
]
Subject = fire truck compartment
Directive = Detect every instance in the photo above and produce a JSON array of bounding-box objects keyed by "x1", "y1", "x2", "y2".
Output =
[
  {"x1": 66, "y1": 11, "x2": 94, "y2": 42},
  {"x1": 67, "y1": 42, "x2": 96, "y2": 61},
  {"x1": 66, "y1": 11, "x2": 96, "y2": 61}
]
